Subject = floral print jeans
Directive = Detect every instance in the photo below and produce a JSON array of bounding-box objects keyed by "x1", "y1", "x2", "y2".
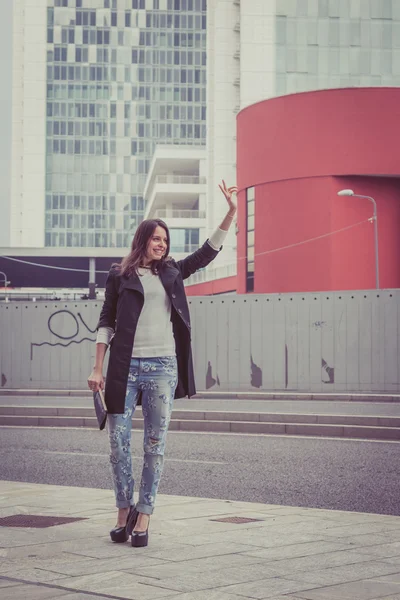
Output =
[{"x1": 107, "y1": 356, "x2": 178, "y2": 514}]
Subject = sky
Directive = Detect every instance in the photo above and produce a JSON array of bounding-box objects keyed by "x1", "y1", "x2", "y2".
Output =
[{"x1": 0, "y1": 1, "x2": 13, "y2": 247}]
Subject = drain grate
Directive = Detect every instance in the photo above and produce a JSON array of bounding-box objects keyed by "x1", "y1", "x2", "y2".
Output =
[
  {"x1": 210, "y1": 516, "x2": 264, "y2": 524},
  {"x1": 0, "y1": 514, "x2": 87, "y2": 528}
]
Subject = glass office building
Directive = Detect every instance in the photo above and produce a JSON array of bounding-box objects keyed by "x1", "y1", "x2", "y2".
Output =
[{"x1": 44, "y1": 0, "x2": 206, "y2": 248}]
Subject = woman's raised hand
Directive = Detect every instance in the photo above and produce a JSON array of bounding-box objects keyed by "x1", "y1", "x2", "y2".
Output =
[{"x1": 218, "y1": 180, "x2": 238, "y2": 214}]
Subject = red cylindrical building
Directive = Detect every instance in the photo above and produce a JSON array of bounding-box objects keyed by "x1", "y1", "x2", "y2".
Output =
[{"x1": 236, "y1": 88, "x2": 400, "y2": 294}]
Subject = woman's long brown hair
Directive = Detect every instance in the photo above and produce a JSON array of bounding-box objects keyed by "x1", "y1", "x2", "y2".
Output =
[{"x1": 114, "y1": 219, "x2": 171, "y2": 277}]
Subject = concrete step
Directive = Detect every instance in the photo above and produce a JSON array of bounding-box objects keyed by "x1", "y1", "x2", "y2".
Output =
[
  {"x1": 0, "y1": 408, "x2": 399, "y2": 440},
  {"x1": 0, "y1": 405, "x2": 399, "y2": 427},
  {"x1": 1, "y1": 389, "x2": 400, "y2": 402}
]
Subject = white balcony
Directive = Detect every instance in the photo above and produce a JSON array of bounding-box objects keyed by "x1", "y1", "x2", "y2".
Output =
[
  {"x1": 152, "y1": 175, "x2": 206, "y2": 186},
  {"x1": 143, "y1": 146, "x2": 207, "y2": 223},
  {"x1": 154, "y1": 209, "x2": 206, "y2": 220}
]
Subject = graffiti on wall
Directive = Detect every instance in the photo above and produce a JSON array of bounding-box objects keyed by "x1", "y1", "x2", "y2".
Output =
[{"x1": 31, "y1": 310, "x2": 96, "y2": 360}]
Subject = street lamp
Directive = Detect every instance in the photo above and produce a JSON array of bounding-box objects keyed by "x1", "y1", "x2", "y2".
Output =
[
  {"x1": 0, "y1": 271, "x2": 10, "y2": 302},
  {"x1": 337, "y1": 189, "x2": 380, "y2": 289}
]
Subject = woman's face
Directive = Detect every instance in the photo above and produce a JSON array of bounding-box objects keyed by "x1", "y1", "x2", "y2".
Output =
[{"x1": 145, "y1": 225, "x2": 168, "y2": 264}]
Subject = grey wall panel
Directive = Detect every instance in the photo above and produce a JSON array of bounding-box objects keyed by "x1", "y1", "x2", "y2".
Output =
[
  {"x1": 216, "y1": 298, "x2": 229, "y2": 390},
  {"x1": 383, "y1": 292, "x2": 398, "y2": 392},
  {"x1": 321, "y1": 295, "x2": 335, "y2": 389},
  {"x1": 358, "y1": 292, "x2": 373, "y2": 391},
  {"x1": 272, "y1": 296, "x2": 287, "y2": 390},
  {"x1": 371, "y1": 292, "x2": 385, "y2": 393},
  {"x1": 260, "y1": 297, "x2": 275, "y2": 390},
  {"x1": 227, "y1": 298, "x2": 241, "y2": 390},
  {"x1": 333, "y1": 294, "x2": 347, "y2": 392},
  {"x1": 309, "y1": 294, "x2": 323, "y2": 392},
  {"x1": 346, "y1": 291, "x2": 360, "y2": 390},
  {"x1": 1, "y1": 291, "x2": 399, "y2": 392},
  {"x1": 189, "y1": 299, "x2": 206, "y2": 392},
  {"x1": 297, "y1": 295, "x2": 311, "y2": 391},
  {"x1": 238, "y1": 297, "x2": 251, "y2": 390},
  {"x1": 285, "y1": 295, "x2": 300, "y2": 390},
  {"x1": 250, "y1": 297, "x2": 263, "y2": 390}
]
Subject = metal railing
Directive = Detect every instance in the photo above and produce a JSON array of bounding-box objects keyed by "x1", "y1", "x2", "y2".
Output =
[
  {"x1": 170, "y1": 244, "x2": 200, "y2": 254},
  {"x1": 154, "y1": 209, "x2": 206, "y2": 219},
  {"x1": 154, "y1": 174, "x2": 206, "y2": 185}
]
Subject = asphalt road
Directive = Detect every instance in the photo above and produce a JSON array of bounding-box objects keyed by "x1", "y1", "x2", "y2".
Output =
[{"x1": 1, "y1": 427, "x2": 400, "y2": 516}]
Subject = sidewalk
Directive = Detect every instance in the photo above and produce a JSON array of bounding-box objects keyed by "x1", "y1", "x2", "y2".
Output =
[{"x1": 1, "y1": 481, "x2": 400, "y2": 600}]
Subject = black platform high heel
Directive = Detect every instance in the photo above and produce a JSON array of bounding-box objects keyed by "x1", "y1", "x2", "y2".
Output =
[
  {"x1": 131, "y1": 516, "x2": 150, "y2": 548},
  {"x1": 110, "y1": 505, "x2": 138, "y2": 543}
]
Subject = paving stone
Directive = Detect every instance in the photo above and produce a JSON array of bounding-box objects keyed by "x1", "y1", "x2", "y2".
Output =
[
  {"x1": 321, "y1": 522, "x2": 400, "y2": 538},
  {"x1": 0, "y1": 577, "x2": 20, "y2": 589},
  {"x1": 148, "y1": 591, "x2": 253, "y2": 600},
  {"x1": 56, "y1": 571, "x2": 177, "y2": 599},
  {"x1": 264, "y1": 549, "x2": 383, "y2": 576},
  {"x1": 183, "y1": 529, "x2": 326, "y2": 548},
  {"x1": 293, "y1": 579, "x2": 400, "y2": 599},
  {"x1": 336, "y1": 533, "x2": 394, "y2": 548},
  {"x1": 143, "y1": 541, "x2": 257, "y2": 562},
  {"x1": 38, "y1": 553, "x2": 165, "y2": 576},
  {"x1": 241, "y1": 540, "x2": 362, "y2": 561},
  {"x1": 133, "y1": 562, "x2": 283, "y2": 593},
  {"x1": 216, "y1": 576, "x2": 320, "y2": 599},
  {"x1": 0, "y1": 568, "x2": 70, "y2": 583},
  {"x1": 53, "y1": 595, "x2": 106, "y2": 600},
  {"x1": 0, "y1": 582, "x2": 70, "y2": 600},
  {"x1": 356, "y1": 542, "x2": 400, "y2": 559},
  {"x1": 67, "y1": 539, "x2": 189, "y2": 559},
  {"x1": 371, "y1": 595, "x2": 400, "y2": 600},
  {"x1": 289, "y1": 559, "x2": 400, "y2": 586},
  {"x1": 374, "y1": 573, "x2": 400, "y2": 583},
  {"x1": 127, "y1": 552, "x2": 265, "y2": 579}
]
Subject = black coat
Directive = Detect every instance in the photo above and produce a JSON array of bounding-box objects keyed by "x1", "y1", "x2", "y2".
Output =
[{"x1": 97, "y1": 241, "x2": 220, "y2": 413}]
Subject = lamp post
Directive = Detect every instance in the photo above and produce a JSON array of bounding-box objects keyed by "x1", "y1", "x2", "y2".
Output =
[
  {"x1": 337, "y1": 189, "x2": 380, "y2": 289},
  {"x1": 0, "y1": 271, "x2": 9, "y2": 302}
]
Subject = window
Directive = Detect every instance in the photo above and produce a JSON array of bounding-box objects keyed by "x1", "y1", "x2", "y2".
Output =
[{"x1": 246, "y1": 187, "x2": 255, "y2": 292}]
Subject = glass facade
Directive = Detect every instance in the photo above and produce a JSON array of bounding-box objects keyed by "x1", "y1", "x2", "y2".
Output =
[
  {"x1": 45, "y1": 0, "x2": 207, "y2": 248},
  {"x1": 275, "y1": 0, "x2": 400, "y2": 96},
  {"x1": 246, "y1": 187, "x2": 255, "y2": 293},
  {"x1": 169, "y1": 227, "x2": 199, "y2": 253}
]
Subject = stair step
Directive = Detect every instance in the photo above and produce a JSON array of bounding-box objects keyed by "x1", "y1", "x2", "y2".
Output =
[
  {"x1": 0, "y1": 414, "x2": 399, "y2": 440},
  {"x1": 0, "y1": 406, "x2": 399, "y2": 427}
]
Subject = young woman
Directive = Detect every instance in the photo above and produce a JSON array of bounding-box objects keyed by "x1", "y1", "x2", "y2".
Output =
[{"x1": 87, "y1": 181, "x2": 237, "y2": 548}]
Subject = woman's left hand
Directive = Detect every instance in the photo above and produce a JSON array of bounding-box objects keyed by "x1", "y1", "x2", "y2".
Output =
[{"x1": 219, "y1": 180, "x2": 238, "y2": 213}]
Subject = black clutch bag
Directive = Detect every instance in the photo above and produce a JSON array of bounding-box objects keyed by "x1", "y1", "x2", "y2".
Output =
[{"x1": 93, "y1": 388, "x2": 107, "y2": 430}]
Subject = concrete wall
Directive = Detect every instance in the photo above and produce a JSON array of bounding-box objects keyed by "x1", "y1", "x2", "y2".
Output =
[{"x1": 1, "y1": 290, "x2": 399, "y2": 393}]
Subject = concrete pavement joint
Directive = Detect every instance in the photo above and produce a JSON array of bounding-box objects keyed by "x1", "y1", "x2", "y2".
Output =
[{"x1": 0, "y1": 575, "x2": 148, "y2": 599}]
